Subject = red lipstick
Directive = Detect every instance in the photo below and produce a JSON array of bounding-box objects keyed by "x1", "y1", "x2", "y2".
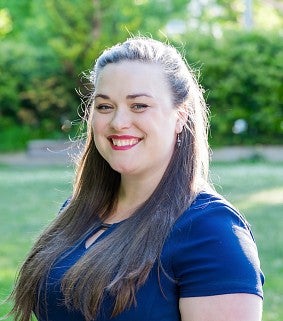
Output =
[{"x1": 107, "y1": 135, "x2": 141, "y2": 150}]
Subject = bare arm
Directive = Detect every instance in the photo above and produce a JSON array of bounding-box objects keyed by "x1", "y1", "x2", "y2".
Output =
[{"x1": 179, "y1": 293, "x2": 263, "y2": 321}]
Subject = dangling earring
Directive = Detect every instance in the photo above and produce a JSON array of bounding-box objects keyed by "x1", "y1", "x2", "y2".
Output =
[{"x1": 177, "y1": 133, "x2": 181, "y2": 147}]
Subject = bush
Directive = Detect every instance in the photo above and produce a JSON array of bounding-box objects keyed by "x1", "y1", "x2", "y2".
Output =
[
  {"x1": 183, "y1": 30, "x2": 283, "y2": 146},
  {"x1": 0, "y1": 30, "x2": 282, "y2": 151},
  {"x1": 0, "y1": 41, "x2": 81, "y2": 150}
]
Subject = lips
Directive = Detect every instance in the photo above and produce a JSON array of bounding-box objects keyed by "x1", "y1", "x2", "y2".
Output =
[{"x1": 107, "y1": 135, "x2": 142, "y2": 150}]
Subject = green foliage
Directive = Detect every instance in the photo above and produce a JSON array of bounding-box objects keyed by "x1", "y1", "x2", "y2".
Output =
[
  {"x1": 0, "y1": 8, "x2": 12, "y2": 37},
  {"x1": 181, "y1": 30, "x2": 283, "y2": 146},
  {"x1": 0, "y1": 0, "x2": 32, "y2": 37},
  {"x1": 0, "y1": 40, "x2": 79, "y2": 150},
  {"x1": 0, "y1": 0, "x2": 190, "y2": 151},
  {"x1": 0, "y1": 0, "x2": 282, "y2": 151}
]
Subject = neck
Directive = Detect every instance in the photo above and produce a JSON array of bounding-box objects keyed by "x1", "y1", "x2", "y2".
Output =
[{"x1": 105, "y1": 167, "x2": 167, "y2": 224}]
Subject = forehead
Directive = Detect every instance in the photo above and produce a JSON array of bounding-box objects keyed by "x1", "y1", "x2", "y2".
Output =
[{"x1": 94, "y1": 61, "x2": 170, "y2": 96}]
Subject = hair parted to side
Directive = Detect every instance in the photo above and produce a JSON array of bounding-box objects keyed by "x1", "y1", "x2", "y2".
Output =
[{"x1": 9, "y1": 36, "x2": 210, "y2": 321}]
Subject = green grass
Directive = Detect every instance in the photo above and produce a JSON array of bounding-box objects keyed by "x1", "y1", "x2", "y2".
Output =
[
  {"x1": 0, "y1": 161, "x2": 282, "y2": 320},
  {"x1": 0, "y1": 164, "x2": 73, "y2": 320},
  {"x1": 211, "y1": 161, "x2": 283, "y2": 321}
]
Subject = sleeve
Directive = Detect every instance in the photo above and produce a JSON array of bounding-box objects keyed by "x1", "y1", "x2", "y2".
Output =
[{"x1": 172, "y1": 201, "x2": 264, "y2": 299}]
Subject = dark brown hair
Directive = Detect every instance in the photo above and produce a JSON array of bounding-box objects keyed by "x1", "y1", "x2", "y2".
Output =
[{"x1": 9, "y1": 37, "x2": 210, "y2": 321}]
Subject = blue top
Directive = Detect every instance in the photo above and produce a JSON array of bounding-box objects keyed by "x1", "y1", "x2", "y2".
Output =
[{"x1": 36, "y1": 192, "x2": 264, "y2": 321}]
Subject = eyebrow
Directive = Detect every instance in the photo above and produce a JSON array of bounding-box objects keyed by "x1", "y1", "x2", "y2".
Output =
[
  {"x1": 94, "y1": 94, "x2": 110, "y2": 99},
  {"x1": 94, "y1": 93, "x2": 153, "y2": 100},
  {"x1": 126, "y1": 93, "x2": 153, "y2": 99}
]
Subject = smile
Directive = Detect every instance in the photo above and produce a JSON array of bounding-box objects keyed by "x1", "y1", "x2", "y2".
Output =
[
  {"x1": 112, "y1": 138, "x2": 139, "y2": 146},
  {"x1": 108, "y1": 135, "x2": 142, "y2": 150}
]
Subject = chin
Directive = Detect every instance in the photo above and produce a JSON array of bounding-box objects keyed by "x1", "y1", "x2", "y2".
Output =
[{"x1": 113, "y1": 166, "x2": 139, "y2": 176}]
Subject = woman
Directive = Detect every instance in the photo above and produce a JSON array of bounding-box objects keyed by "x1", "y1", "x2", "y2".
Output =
[{"x1": 10, "y1": 37, "x2": 264, "y2": 321}]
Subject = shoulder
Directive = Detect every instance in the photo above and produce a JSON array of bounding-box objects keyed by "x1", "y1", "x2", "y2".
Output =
[
  {"x1": 185, "y1": 190, "x2": 245, "y2": 221},
  {"x1": 162, "y1": 190, "x2": 264, "y2": 298},
  {"x1": 172, "y1": 190, "x2": 252, "y2": 242}
]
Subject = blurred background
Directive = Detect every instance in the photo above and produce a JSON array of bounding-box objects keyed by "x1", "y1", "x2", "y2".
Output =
[
  {"x1": 0, "y1": 1, "x2": 282, "y2": 320},
  {"x1": 0, "y1": 0, "x2": 282, "y2": 151}
]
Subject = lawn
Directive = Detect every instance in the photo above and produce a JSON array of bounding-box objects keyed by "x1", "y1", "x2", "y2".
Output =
[{"x1": 0, "y1": 161, "x2": 282, "y2": 320}]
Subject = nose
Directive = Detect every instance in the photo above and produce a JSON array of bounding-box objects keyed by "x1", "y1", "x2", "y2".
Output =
[{"x1": 110, "y1": 107, "x2": 131, "y2": 131}]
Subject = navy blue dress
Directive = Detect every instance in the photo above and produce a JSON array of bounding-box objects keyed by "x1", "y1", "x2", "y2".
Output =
[{"x1": 36, "y1": 192, "x2": 264, "y2": 321}]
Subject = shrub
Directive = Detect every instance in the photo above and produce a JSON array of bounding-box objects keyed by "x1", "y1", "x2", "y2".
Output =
[
  {"x1": 183, "y1": 30, "x2": 283, "y2": 146},
  {"x1": 0, "y1": 30, "x2": 282, "y2": 151},
  {"x1": 0, "y1": 41, "x2": 80, "y2": 150}
]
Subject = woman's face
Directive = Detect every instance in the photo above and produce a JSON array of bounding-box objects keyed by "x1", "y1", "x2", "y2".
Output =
[{"x1": 91, "y1": 61, "x2": 182, "y2": 178}]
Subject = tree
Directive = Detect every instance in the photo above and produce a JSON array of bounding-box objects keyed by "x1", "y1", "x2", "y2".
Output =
[
  {"x1": 0, "y1": 0, "x2": 192, "y2": 150},
  {"x1": 184, "y1": 0, "x2": 283, "y2": 35}
]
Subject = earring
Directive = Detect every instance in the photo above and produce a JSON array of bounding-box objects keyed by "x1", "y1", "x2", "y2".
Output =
[{"x1": 177, "y1": 133, "x2": 181, "y2": 147}]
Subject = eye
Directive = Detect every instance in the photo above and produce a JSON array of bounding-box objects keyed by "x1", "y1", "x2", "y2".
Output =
[
  {"x1": 131, "y1": 104, "x2": 149, "y2": 112},
  {"x1": 95, "y1": 104, "x2": 113, "y2": 113}
]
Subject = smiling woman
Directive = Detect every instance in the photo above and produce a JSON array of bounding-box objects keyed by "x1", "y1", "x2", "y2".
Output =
[
  {"x1": 8, "y1": 37, "x2": 264, "y2": 321},
  {"x1": 92, "y1": 61, "x2": 179, "y2": 177}
]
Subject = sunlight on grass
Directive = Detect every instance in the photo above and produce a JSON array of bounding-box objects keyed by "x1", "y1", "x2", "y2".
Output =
[{"x1": 242, "y1": 187, "x2": 283, "y2": 206}]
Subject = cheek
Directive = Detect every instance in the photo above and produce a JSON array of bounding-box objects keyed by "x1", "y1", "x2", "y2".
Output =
[
  {"x1": 91, "y1": 122, "x2": 98, "y2": 136},
  {"x1": 91, "y1": 122, "x2": 109, "y2": 154},
  {"x1": 91, "y1": 114, "x2": 105, "y2": 135},
  {"x1": 91, "y1": 121, "x2": 102, "y2": 148}
]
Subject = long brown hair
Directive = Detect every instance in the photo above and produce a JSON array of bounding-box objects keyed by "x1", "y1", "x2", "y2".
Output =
[{"x1": 9, "y1": 37, "x2": 210, "y2": 321}]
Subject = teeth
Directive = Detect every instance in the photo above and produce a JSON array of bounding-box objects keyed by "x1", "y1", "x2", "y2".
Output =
[{"x1": 112, "y1": 139, "x2": 139, "y2": 146}]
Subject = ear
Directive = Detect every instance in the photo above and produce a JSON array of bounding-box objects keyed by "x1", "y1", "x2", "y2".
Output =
[{"x1": 175, "y1": 104, "x2": 188, "y2": 134}]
